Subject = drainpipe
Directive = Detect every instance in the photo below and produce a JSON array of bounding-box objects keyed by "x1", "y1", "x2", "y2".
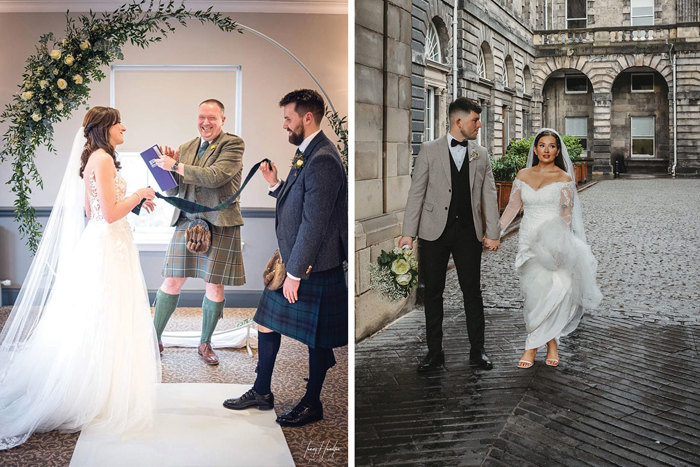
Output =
[
  {"x1": 545, "y1": 0, "x2": 548, "y2": 29},
  {"x1": 670, "y1": 43, "x2": 677, "y2": 177},
  {"x1": 453, "y1": 0, "x2": 458, "y2": 99}
]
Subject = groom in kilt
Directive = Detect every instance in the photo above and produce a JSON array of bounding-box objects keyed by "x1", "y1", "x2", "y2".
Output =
[
  {"x1": 223, "y1": 89, "x2": 348, "y2": 427},
  {"x1": 152, "y1": 99, "x2": 245, "y2": 365}
]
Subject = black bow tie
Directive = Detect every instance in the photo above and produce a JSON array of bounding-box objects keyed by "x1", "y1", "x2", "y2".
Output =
[{"x1": 450, "y1": 139, "x2": 468, "y2": 148}]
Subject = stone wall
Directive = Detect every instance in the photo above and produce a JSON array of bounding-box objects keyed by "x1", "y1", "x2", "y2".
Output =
[{"x1": 355, "y1": 0, "x2": 415, "y2": 341}]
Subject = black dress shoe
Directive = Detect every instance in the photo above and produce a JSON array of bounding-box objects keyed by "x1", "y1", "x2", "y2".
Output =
[
  {"x1": 276, "y1": 401, "x2": 323, "y2": 427},
  {"x1": 417, "y1": 351, "x2": 445, "y2": 372},
  {"x1": 469, "y1": 350, "x2": 493, "y2": 370},
  {"x1": 223, "y1": 388, "x2": 274, "y2": 411}
]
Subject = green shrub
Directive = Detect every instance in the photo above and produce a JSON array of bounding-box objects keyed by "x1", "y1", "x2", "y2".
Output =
[{"x1": 490, "y1": 134, "x2": 585, "y2": 181}]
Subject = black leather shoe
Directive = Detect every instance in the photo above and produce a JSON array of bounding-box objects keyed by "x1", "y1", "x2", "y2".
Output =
[
  {"x1": 223, "y1": 388, "x2": 274, "y2": 411},
  {"x1": 417, "y1": 351, "x2": 445, "y2": 372},
  {"x1": 276, "y1": 401, "x2": 323, "y2": 427},
  {"x1": 469, "y1": 350, "x2": 493, "y2": 370}
]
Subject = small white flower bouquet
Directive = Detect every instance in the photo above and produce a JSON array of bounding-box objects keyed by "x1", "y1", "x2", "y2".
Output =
[{"x1": 369, "y1": 246, "x2": 419, "y2": 301}]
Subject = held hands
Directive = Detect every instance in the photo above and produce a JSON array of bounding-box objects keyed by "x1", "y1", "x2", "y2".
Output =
[
  {"x1": 135, "y1": 187, "x2": 156, "y2": 213},
  {"x1": 259, "y1": 160, "x2": 279, "y2": 187},
  {"x1": 154, "y1": 145, "x2": 179, "y2": 171},
  {"x1": 398, "y1": 236, "x2": 414, "y2": 250},
  {"x1": 282, "y1": 276, "x2": 300, "y2": 303},
  {"x1": 483, "y1": 238, "x2": 500, "y2": 251}
]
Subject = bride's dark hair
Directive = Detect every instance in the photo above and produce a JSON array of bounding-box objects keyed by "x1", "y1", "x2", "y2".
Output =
[
  {"x1": 532, "y1": 130, "x2": 567, "y2": 173},
  {"x1": 79, "y1": 106, "x2": 122, "y2": 178}
]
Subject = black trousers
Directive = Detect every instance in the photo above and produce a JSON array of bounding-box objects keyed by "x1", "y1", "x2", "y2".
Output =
[{"x1": 419, "y1": 220, "x2": 484, "y2": 356}]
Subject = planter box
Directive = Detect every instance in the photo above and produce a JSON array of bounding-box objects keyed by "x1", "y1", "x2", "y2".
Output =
[
  {"x1": 495, "y1": 181, "x2": 512, "y2": 213},
  {"x1": 573, "y1": 163, "x2": 584, "y2": 184}
]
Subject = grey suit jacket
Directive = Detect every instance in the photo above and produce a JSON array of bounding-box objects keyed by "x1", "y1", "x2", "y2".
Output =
[
  {"x1": 269, "y1": 131, "x2": 348, "y2": 280},
  {"x1": 165, "y1": 131, "x2": 245, "y2": 227},
  {"x1": 402, "y1": 136, "x2": 500, "y2": 241}
]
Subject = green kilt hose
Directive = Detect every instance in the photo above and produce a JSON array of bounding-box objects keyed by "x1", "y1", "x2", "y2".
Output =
[
  {"x1": 162, "y1": 217, "x2": 245, "y2": 286},
  {"x1": 254, "y1": 265, "x2": 347, "y2": 349}
]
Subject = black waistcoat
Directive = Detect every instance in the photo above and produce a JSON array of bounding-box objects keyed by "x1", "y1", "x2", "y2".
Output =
[{"x1": 446, "y1": 148, "x2": 476, "y2": 235}]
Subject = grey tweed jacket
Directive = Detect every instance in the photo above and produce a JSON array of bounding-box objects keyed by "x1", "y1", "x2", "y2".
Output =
[{"x1": 269, "y1": 131, "x2": 348, "y2": 280}]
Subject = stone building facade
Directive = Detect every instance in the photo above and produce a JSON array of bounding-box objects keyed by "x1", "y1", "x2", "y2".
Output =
[{"x1": 355, "y1": 0, "x2": 700, "y2": 340}]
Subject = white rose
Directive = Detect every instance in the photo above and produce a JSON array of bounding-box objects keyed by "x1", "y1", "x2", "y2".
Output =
[
  {"x1": 55, "y1": 101, "x2": 64, "y2": 111},
  {"x1": 52, "y1": 69, "x2": 59, "y2": 76},
  {"x1": 39, "y1": 80, "x2": 48, "y2": 89},
  {"x1": 396, "y1": 273, "x2": 412, "y2": 286},
  {"x1": 57, "y1": 78, "x2": 67, "y2": 90},
  {"x1": 49, "y1": 49, "x2": 61, "y2": 60},
  {"x1": 21, "y1": 91, "x2": 33, "y2": 100},
  {"x1": 391, "y1": 258, "x2": 410, "y2": 275},
  {"x1": 73, "y1": 74, "x2": 83, "y2": 84},
  {"x1": 80, "y1": 40, "x2": 90, "y2": 50},
  {"x1": 64, "y1": 55, "x2": 74, "y2": 66},
  {"x1": 31, "y1": 112, "x2": 41, "y2": 122}
]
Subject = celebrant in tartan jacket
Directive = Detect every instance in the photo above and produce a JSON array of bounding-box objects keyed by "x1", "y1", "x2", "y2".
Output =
[
  {"x1": 153, "y1": 99, "x2": 245, "y2": 366},
  {"x1": 223, "y1": 89, "x2": 348, "y2": 428}
]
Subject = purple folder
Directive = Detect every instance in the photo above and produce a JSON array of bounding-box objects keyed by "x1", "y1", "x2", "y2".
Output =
[{"x1": 140, "y1": 145, "x2": 178, "y2": 191}]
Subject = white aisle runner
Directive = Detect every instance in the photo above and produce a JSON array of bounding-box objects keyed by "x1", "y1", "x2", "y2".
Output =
[{"x1": 70, "y1": 383, "x2": 294, "y2": 467}]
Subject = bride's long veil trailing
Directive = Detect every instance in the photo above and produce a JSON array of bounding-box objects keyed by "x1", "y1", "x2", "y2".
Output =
[
  {"x1": 526, "y1": 128, "x2": 587, "y2": 242},
  {"x1": 0, "y1": 128, "x2": 86, "y2": 376}
]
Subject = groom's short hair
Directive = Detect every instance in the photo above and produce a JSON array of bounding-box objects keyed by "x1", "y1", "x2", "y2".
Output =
[
  {"x1": 279, "y1": 89, "x2": 324, "y2": 125},
  {"x1": 449, "y1": 98, "x2": 482, "y2": 119}
]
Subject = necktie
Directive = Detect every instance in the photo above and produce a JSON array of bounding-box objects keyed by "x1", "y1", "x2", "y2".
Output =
[
  {"x1": 197, "y1": 140, "x2": 210, "y2": 159},
  {"x1": 450, "y1": 138, "x2": 468, "y2": 148},
  {"x1": 295, "y1": 148, "x2": 303, "y2": 157}
]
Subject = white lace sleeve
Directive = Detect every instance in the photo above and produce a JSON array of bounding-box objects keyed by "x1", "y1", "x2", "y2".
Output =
[
  {"x1": 499, "y1": 178, "x2": 523, "y2": 237},
  {"x1": 560, "y1": 183, "x2": 574, "y2": 228}
]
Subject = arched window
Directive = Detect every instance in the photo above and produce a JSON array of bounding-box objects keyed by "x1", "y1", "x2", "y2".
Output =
[
  {"x1": 425, "y1": 22, "x2": 441, "y2": 63},
  {"x1": 478, "y1": 49, "x2": 487, "y2": 79}
]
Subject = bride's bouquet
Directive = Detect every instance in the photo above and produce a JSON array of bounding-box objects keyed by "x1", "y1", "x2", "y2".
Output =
[{"x1": 370, "y1": 247, "x2": 419, "y2": 301}]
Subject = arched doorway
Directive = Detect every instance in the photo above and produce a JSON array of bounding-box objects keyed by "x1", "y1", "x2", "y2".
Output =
[
  {"x1": 610, "y1": 67, "x2": 670, "y2": 173},
  {"x1": 541, "y1": 69, "x2": 594, "y2": 157}
]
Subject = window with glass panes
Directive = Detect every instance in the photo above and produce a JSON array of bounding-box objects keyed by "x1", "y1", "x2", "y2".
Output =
[
  {"x1": 566, "y1": 117, "x2": 588, "y2": 153},
  {"x1": 631, "y1": 116, "x2": 655, "y2": 157},
  {"x1": 631, "y1": 73, "x2": 654, "y2": 93},
  {"x1": 631, "y1": 0, "x2": 654, "y2": 26},
  {"x1": 566, "y1": 0, "x2": 587, "y2": 28}
]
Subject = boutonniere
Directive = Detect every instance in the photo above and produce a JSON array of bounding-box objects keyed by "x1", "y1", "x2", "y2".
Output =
[
  {"x1": 291, "y1": 151, "x2": 305, "y2": 174},
  {"x1": 209, "y1": 144, "x2": 217, "y2": 151},
  {"x1": 469, "y1": 150, "x2": 479, "y2": 162}
]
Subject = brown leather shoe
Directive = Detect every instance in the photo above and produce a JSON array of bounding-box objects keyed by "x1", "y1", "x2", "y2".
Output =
[
  {"x1": 198, "y1": 342, "x2": 219, "y2": 365},
  {"x1": 158, "y1": 340, "x2": 164, "y2": 353}
]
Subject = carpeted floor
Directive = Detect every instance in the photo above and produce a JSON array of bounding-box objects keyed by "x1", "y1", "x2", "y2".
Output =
[{"x1": 0, "y1": 306, "x2": 348, "y2": 466}]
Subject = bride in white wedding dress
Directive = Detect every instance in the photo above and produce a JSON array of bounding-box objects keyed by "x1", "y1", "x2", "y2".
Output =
[
  {"x1": 499, "y1": 128, "x2": 602, "y2": 369},
  {"x1": 0, "y1": 107, "x2": 161, "y2": 450}
]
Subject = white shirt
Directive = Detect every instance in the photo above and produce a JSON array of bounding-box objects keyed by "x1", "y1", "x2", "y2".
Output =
[
  {"x1": 269, "y1": 129, "x2": 321, "y2": 281},
  {"x1": 447, "y1": 133, "x2": 467, "y2": 171}
]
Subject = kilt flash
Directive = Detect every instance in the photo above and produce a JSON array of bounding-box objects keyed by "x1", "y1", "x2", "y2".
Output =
[
  {"x1": 162, "y1": 219, "x2": 245, "y2": 286},
  {"x1": 254, "y1": 265, "x2": 347, "y2": 349}
]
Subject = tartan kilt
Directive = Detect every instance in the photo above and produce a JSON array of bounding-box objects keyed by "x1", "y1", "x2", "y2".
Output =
[
  {"x1": 162, "y1": 218, "x2": 245, "y2": 286},
  {"x1": 254, "y1": 265, "x2": 347, "y2": 349}
]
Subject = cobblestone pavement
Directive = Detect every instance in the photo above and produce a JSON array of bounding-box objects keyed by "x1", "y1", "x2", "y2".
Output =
[{"x1": 356, "y1": 179, "x2": 700, "y2": 466}]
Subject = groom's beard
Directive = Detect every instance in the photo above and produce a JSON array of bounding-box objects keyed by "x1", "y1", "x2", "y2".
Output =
[{"x1": 288, "y1": 124, "x2": 305, "y2": 146}]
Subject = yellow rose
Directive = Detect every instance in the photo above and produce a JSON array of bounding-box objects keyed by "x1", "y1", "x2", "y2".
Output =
[
  {"x1": 31, "y1": 112, "x2": 41, "y2": 122},
  {"x1": 73, "y1": 74, "x2": 83, "y2": 84},
  {"x1": 50, "y1": 49, "x2": 61, "y2": 60},
  {"x1": 55, "y1": 101, "x2": 64, "y2": 111},
  {"x1": 64, "y1": 55, "x2": 74, "y2": 66},
  {"x1": 295, "y1": 159, "x2": 304, "y2": 168},
  {"x1": 391, "y1": 258, "x2": 410, "y2": 275},
  {"x1": 80, "y1": 40, "x2": 90, "y2": 50},
  {"x1": 396, "y1": 273, "x2": 412, "y2": 286},
  {"x1": 21, "y1": 91, "x2": 33, "y2": 100},
  {"x1": 39, "y1": 80, "x2": 48, "y2": 89},
  {"x1": 57, "y1": 78, "x2": 67, "y2": 90}
]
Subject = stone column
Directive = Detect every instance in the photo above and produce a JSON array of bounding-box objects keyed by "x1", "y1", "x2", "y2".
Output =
[{"x1": 592, "y1": 92, "x2": 613, "y2": 172}]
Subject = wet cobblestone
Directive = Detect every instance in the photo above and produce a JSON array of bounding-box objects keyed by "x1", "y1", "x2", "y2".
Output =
[{"x1": 356, "y1": 178, "x2": 700, "y2": 466}]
